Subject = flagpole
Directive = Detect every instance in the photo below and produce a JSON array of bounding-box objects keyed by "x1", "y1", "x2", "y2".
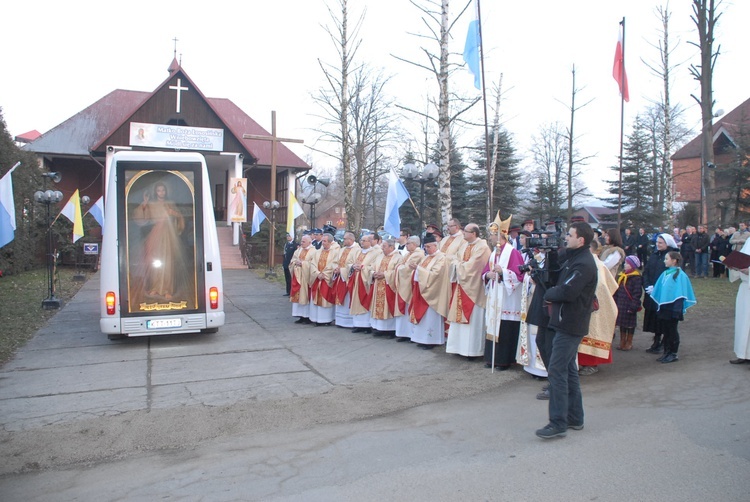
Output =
[
  {"x1": 617, "y1": 17, "x2": 626, "y2": 231},
  {"x1": 476, "y1": 0, "x2": 493, "y2": 226}
]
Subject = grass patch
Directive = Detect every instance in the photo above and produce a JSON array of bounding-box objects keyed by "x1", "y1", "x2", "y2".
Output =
[
  {"x1": 0, "y1": 267, "x2": 88, "y2": 365},
  {"x1": 687, "y1": 275, "x2": 740, "y2": 316}
]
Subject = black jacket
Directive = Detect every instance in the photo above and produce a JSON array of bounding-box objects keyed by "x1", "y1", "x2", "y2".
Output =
[
  {"x1": 693, "y1": 231, "x2": 710, "y2": 253},
  {"x1": 283, "y1": 240, "x2": 298, "y2": 266},
  {"x1": 543, "y1": 246, "x2": 598, "y2": 337}
]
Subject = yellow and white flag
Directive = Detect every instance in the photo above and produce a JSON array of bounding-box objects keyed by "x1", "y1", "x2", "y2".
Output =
[
  {"x1": 287, "y1": 191, "x2": 305, "y2": 238},
  {"x1": 59, "y1": 189, "x2": 84, "y2": 242}
]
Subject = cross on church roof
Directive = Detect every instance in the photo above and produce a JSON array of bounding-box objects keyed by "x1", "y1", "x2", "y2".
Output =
[{"x1": 168, "y1": 78, "x2": 188, "y2": 113}]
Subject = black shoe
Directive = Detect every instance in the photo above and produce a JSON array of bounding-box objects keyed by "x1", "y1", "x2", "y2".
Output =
[
  {"x1": 497, "y1": 365, "x2": 511, "y2": 371},
  {"x1": 656, "y1": 352, "x2": 668, "y2": 362},
  {"x1": 645, "y1": 344, "x2": 662, "y2": 354},
  {"x1": 396, "y1": 337, "x2": 410, "y2": 342},
  {"x1": 567, "y1": 423, "x2": 584, "y2": 431},
  {"x1": 362, "y1": 328, "x2": 372, "y2": 334},
  {"x1": 419, "y1": 344, "x2": 435, "y2": 350},
  {"x1": 372, "y1": 330, "x2": 386, "y2": 337},
  {"x1": 661, "y1": 352, "x2": 679, "y2": 363},
  {"x1": 729, "y1": 358, "x2": 747, "y2": 364},
  {"x1": 535, "y1": 424, "x2": 567, "y2": 439},
  {"x1": 315, "y1": 322, "x2": 331, "y2": 327},
  {"x1": 536, "y1": 389, "x2": 549, "y2": 400},
  {"x1": 352, "y1": 327, "x2": 365, "y2": 333},
  {"x1": 295, "y1": 317, "x2": 310, "y2": 324}
]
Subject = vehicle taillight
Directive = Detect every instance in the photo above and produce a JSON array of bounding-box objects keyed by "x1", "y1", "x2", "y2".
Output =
[
  {"x1": 209, "y1": 287, "x2": 219, "y2": 309},
  {"x1": 106, "y1": 291, "x2": 116, "y2": 315}
]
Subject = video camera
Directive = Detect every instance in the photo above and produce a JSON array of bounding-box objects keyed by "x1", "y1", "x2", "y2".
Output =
[{"x1": 518, "y1": 218, "x2": 564, "y2": 287}]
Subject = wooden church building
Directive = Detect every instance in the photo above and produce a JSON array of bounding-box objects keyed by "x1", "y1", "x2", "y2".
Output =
[{"x1": 23, "y1": 58, "x2": 310, "y2": 245}]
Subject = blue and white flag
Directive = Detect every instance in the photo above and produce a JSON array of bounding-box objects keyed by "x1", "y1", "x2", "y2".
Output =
[
  {"x1": 251, "y1": 202, "x2": 267, "y2": 236},
  {"x1": 87, "y1": 196, "x2": 105, "y2": 227},
  {"x1": 383, "y1": 169, "x2": 411, "y2": 238},
  {"x1": 463, "y1": 0, "x2": 482, "y2": 90},
  {"x1": 0, "y1": 162, "x2": 20, "y2": 248}
]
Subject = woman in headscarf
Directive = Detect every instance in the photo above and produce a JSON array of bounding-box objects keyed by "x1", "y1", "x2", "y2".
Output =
[{"x1": 642, "y1": 233, "x2": 679, "y2": 353}]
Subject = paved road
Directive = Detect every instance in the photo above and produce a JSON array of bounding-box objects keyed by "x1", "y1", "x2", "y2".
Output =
[{"x1": 0, "y1": 268, "x2": 748, "y2": 501}]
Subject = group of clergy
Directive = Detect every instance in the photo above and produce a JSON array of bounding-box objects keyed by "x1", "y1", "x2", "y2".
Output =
[{"x1": 288, "y1": 217, "x2": 529, "y2": 370}]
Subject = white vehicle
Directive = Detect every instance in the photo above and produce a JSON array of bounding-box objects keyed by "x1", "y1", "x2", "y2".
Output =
[{"x1": 100, "y1": 150, "x2": 224, "y2": 339}]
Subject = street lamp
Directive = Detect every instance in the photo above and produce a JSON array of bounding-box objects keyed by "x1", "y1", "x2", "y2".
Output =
[
  {"x1": 401, "y1": 162, "x2": 438, "y2": 236},
  {"x1": 34, "y1": 172, "x2": 64, "y2": 309},
  {"x1": 300, "y1": 175, "x2": 329, "y2": 228},
  {"x1": 263, "y1": 200, "x2": 281, "y2": 278}
]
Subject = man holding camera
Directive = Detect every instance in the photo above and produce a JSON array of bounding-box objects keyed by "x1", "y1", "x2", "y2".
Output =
[{"x1": 535, "y1": 221, "x2": 598, "y2": 439}]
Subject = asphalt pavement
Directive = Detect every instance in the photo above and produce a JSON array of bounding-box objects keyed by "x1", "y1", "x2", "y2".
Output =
[{"x1": 0, "y1": 267, "x2": 749, "y2": 501}]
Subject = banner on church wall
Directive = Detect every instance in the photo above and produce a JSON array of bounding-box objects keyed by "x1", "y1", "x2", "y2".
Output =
[
  {"x1": 129, "y1": 122, "x2": 224, "y2": 152},
  {"x1": 227, "y1": 178, "x2": 248, "y2": 223}
]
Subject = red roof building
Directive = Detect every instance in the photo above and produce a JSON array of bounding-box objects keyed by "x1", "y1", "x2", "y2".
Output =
[
  {"x1": 672, "y1": 97, "x2": 750, "y2": 225},
  {"x1": 23, "y1": 58, "x2": 310, "y2": 228}
]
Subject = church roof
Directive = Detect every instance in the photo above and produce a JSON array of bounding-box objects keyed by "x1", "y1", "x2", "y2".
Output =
[
  {"x1": 24, "y1": 64, "x2": 309, "y2": 170},
  {"x1": 672, "y1": 96, "x2": 750, "y2": 161},
  {"x1": 25, "y1": 89, "x2": 149, "y2": 156}
]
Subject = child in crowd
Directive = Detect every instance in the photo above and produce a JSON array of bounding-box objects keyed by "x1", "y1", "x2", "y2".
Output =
[
  {"x1": 614, "y1": 255, "x2": 643, "y2": 351},
  {"x1": 648, "y1": 251, "x2": 696, "y2": 363}
]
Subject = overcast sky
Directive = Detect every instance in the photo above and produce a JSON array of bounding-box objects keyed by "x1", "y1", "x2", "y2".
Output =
[{"x1": 2, "y1": 0, "x2": 748, "y2": 199}]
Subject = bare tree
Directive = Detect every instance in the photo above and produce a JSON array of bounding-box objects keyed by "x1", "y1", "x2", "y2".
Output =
[
  {"x1": 557, "y1": 65, "x2": 594, "y2": 221},
  {"x1": 529, "y1": 122, "x2": 569, "y2": 222},
  {"x1": 641, "y1": 4, "x2": 691, "y2": 225},
  {"x1": 689, "y1": 0, "x2": 722, "y2": 227},
  {"x1": 486, "y1": 74, "x2": 503, "y2": 226},
  {"x1": 313, "y1": 0, "x2": 363, "y2": 232},
  {"x1": 392, "y1": 0, "x2": 480, "y2": 228}
]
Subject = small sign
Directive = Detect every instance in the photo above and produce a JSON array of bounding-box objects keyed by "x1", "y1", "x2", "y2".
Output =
[
  {"x1": 83, "y1": 243, "x2": 99, "y2": 255},
  {"x1": 129, "y1": 122, "x2": 224, "y2": 152}
]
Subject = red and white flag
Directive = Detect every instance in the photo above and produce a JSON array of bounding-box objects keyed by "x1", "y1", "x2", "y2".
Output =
[{"x1": 612, "y1": 28, "x2": 629, "y2": 102}]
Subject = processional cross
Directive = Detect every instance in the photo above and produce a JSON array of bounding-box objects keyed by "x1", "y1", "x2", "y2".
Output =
[{"x1": 243, "y1": 111, "x2": 304, "y2": 273}]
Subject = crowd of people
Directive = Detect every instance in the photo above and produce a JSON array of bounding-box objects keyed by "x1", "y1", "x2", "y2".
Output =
[{"x1": 279, "y1": 215, "x2": 750, "y2": 439}]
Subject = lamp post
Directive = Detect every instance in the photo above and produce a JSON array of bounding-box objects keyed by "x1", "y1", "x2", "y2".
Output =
[
  {"x1": 34, "y1": 172, "x2": 63, "y2": 309},
  {"x1": 263, "y1": 200, "x2": 280, "y2": 277},
  {"x1": 401, "y1": 162, "x2": 438, "y2": 236}
]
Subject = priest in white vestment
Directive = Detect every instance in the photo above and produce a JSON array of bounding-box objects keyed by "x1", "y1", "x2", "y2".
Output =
[
  {"x1": 440, "y1": 218, "x2": 465, "y2": 259},
  {"x1": 308, "y1": 234, "x2": 340, "y2": 325},
  {"x1": 348, "y1": 233, "x2": 382, "y2": 333},
  {"x1": 730, "y1": 239, "x2": 750, "y2": 363},
  {"x1": 369, "y1": 239, "x2": 403, "y2": 336},
  {"x1": 484, "y1": 231, "x2": 525, "y2": 369},
  {"x1": 409, "y1": 233, "x2": 451, "y2": 349},
  {"x1": 290, "y1": 234, "x2": 316, "y2": 324},
  {"x1": 446, "y1": 223, "x2": 491, "y2": 358},
  {"x1": 394, "y1": 236, "x2": 425, "y2": 341},
  {"x1": 333, "y1": 232, "x2": 361, "y2": 328}
]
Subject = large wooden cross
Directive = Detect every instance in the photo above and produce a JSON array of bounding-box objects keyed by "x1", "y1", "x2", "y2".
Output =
[{"x1": 243, "y1": 111, "x2": 304, "y2": 273}]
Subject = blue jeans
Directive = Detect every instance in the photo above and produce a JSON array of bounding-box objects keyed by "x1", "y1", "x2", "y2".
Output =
[
  {"x1": 693, "y1": 252, "x2": 708, "y2": 277},
  {"x1": 547, "y1": 329, "x2": 585, "y2": 429}
]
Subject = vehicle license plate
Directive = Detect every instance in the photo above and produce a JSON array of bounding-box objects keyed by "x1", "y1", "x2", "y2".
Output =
[{"x1": 147, "y1": 318, "x2": 182, "y2": 329}]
